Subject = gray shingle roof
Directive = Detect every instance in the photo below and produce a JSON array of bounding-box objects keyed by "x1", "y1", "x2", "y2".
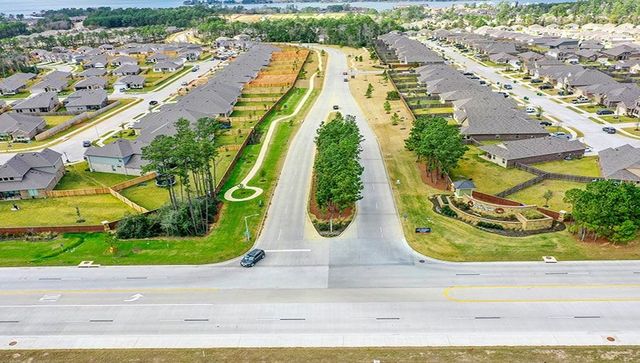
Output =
[
  {"x1": 0, "y1": 148, "x2": 62, "y2": 192},
  {"x1": 598, "y1": 144, "x2": 640, "y2": 182},
  {"x1": 479, "y1": 137, "x2": 586, "y2": 161},
  {"x1": 13, "y1": 91, "x2": 59, "y2": 110},
  {"x1": 0, "y1": 112, "x2": 45, "y2": 137},
  {"x1": 64, "y1": 89, "x2": 107, "y2": 107}
]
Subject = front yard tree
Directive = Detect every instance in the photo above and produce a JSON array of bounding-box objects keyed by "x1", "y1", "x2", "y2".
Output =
[
  {"x1": 405, "y1": 116, "x2": 468, "y2": 181},
  {"x1": 542, "y1": 189, "x2": 553, "y2": 207},
  {"x1": 536, "y1": 105, "x2": 544, "y2": 119}
]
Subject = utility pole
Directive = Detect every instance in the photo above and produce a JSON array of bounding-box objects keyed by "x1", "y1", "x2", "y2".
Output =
[{"x1": 244, "y1": 213, "x2": 259, "y2": 242}]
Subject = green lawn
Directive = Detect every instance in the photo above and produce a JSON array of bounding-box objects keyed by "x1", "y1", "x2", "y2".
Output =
[
  {"x1": 55, "y1": 162, "x2": 135, "y2": 190},
  {"x1": 103, "y1": 130, "x2": 138, "y2": 144},
  {"x1": 601, "y1": 115, "x2": 638, "y2": 124},
  {"x1": 0, "y1": 86, "x2": 319, "y2": 266},
  {"x1": 509, "y1": 179, "x2": 588, "y2": 212},
  {"x1": 0, "y1": 194, "x2": 135, "y2": 227},
  {"x1": 622, "y1": 127, "x2": 640, "y2": 137},
  {"x1": 119, "y1": 181, "x2": 169, "y2": 211},
  {"x1": 43, "y1": 115, "x2": 74, "y2": 127},
  {"x1": 450, "y1": 146, "x2": 535, "y2": 194},
  {"x1": 576, "y1": 104, "x2": 605, "y2": 113},
  {"x1": 533, "y1": 156, "x2": 600, "y2": 177}
]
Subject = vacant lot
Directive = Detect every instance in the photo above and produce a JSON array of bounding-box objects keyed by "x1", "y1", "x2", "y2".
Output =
[{"x1": 0, "y1": 194, "x2": 134, "y2": 227}]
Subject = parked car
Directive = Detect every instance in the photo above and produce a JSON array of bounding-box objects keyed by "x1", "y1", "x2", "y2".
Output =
[
  {"x1": 602, "y1": 126, "x2": 617, "y2": 134},
  {"x1": 479, "y1": 80, "x2": 486, "y2": 85},
  {"x1": 149, "y1": 100, "x2": 158, "y2": 106},
  {"x1": 240, "y1": 249, "x2": 265, "y2": 267},
  {"x1": 525, "y1": 106, "x2": 536, "y2": 114},
  {"x1": 538, "y1": 84, "x2": 553, "y2": 90},
  {"x1": 558, "y1": 90, "x2": 573, "y2": 96},
  {"x1": 191, "y1": 66, "x2": 199, "y2": 72},
  {"x1": 523, "y1": 76, "x2": 532, "y2": 80},
  {"x1": 463, "y1": 72, "x2": 474, "y2": 76},
  {"x1": 536, "y1": 92, "x2": 544, "y2": 96},
  {"x1": 530, "y1": 79, "x2": 542, "y2": 84},
  {"x1": 181, "y1": 81, "x2": 189, "y2": 86},
  {"x1": 343, "y1": 78, "x2": 348, "y2": 82},
  {"x1": 342, "y1": 71, "x2": 348, "y2": 75},
  {"x1": 539, "y1": 121, "x2": 553, "y2": 126},
  {"x1": 596, "y1": 109, "x2": 614, "y2": 115},
  {"x1": 572, "y1": 98, "x2": 589, "y2": 104},
  {"x1": 82, "y1": 140, "x2": 91, "y2": 148},
  {"x1": 498, "y1": 92, "x2": 509, "y2": 98},
  {"x1": 333, "y1": 105, "x2": 339, "y2": 110},
  {"x1": 503, "y1": 84, "x2": 513, "y2": 90}
]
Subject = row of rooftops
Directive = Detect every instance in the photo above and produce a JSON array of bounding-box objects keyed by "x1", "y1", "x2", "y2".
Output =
[
  {"x1": 84, "y1": 43, "x2": 279, "y2": 168},
  {"x1": 378, "y1": 31, "x2": 445, "y2": 65}
]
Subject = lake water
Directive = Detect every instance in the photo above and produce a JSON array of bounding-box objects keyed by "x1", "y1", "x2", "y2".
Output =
[{"x1": 1, "y1": 0, "x2": 576, "y2": 16}]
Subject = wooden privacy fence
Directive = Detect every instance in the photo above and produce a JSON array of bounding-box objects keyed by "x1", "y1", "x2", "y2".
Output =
[
  {"x1": 44, "y1": 187, "x2": 110, "y2": 198},
  {"x1": 109, "y1": 188, "x2": 148, "y2": 213},
  {"x1": 35, "y1": 100, "x2": 122, "y2": 141},
  {"x1": 111, "y1": 172, "x2": 157, "y2": 192}
]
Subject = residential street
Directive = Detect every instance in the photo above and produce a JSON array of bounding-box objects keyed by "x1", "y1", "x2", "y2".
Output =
[
  {"x1": 2, "y1": 48, "x2": 640, "y2": 349},
  {"x1": 424, "y1": 39, "x2": 640, "y2": 152},
  {"x1": 0, "y1": 59, "x2": 221, "y2": 163}
]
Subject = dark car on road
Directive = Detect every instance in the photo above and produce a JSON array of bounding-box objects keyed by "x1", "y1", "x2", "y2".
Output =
[
  {"x1": 149, "y1": 100, "x2": 158, "y2": 106},
  {"x1": 333, "y1": 105, "x2": 339, "y2": 110},
  {"x1": 602, "y1": 126, "x2": 616, "y2": 134},
  {"x1": 538, "y1": 84, "x2": 553, "y2": 90},
  {"x1": 596, "y1": 109, "x2": 614, "y2": 115},
  {"x1": 82, "y1": 140, "x2": 91, "y2": 147},
  {"x1": 530, "y1": 79, "x2": 542, "y2": 84},
  {"x1": 539, "y1": 121, "x2": 553, "y2": 126},
  {"x1": 241, "y1": 249, "x2": 265, "y2": 267}
]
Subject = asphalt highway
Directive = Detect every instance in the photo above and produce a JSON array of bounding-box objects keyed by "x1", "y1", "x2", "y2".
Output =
[{"x1": 2, "y1": 47, "x2": 640, "y2": 349}]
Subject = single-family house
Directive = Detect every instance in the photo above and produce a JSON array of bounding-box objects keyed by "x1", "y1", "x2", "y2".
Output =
[
  {"x1": 598, "y1": 144, "x2": 640, "y2": 183},
  {"x1": 84, "y1": 139, "x2": 145, "y2": 176},
  {"x1": 113, "y1": 75, "x2": 145, "y2": 90},
  {"x1": 152, "y1": 60, "x2": 183, "y2": 73},
  {"x1": 110, "y1": 55, "x2": 137, "y2": 67},
  {"x1": 0, "y1": 148, "x2": 64, "y2": 200},
  {"x1": 489, "y1": 52, "x2": 520, "y2": 68},
  {"x1": 83, "y1": 54, "x2": 108, "y2": 68},
  {"x1": 12, "y1": 92, "x2": 60, "y2": 114},
  {"x1": 0, "y1": 112, "x2": 46, "y2": 142},
  {"x1": 73, "y1": 76, "x2": 107, "y2": 91},
  {"x1": 479, "y1": 137, "x2": 587, "y2": 168},
  {"x1": 63, "y1": 89, "x2": 108, "y2": 113},
  {"x1": 112, "y1": 64, "x2": 141, "y2": 76},
  {"x1": 0, "y1": 73, "x2": 36, "y2": 95},
  {"x1": 78, "y1": 68, "x2": 108, "y2": 77}
]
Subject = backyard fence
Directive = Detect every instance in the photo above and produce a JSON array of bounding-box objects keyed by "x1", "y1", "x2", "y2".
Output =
[
  {"x1": 34, "y1": 100, "x2": 122, "y2": 141},
  {"x1": 44, "y1": 187, "x2": 110, "y2": 198}
]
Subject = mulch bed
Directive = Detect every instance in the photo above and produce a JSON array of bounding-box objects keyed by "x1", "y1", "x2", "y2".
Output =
[{"x1": 417, "y1": 163, "x2": 450, "y2": 191}]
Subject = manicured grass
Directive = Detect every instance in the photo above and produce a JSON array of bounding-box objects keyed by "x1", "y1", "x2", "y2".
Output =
[
  {"x1": 43, "y1": 115, "x2": 74, "y2": 127},
  {"x1": 0, "y1": 83, "x2": 320, "y2": 266},
  {"x1": 576, "y1": 104, "x2": 605, "y2": 113},
  {"x1": 413, "y1": 107, "x2": 453, "y2": 115},
  {"x1": 349, "y1": 63, "x2": 640, "y2": 261},
  {"x1": 0, "y1": 90, "x2": 29, "y2": 99},
  {"x1": 533, "y1": 156, "x2": 600, "y2": 178},
  {"x1": 588, "y1": 116, "x2": 604, "y2": 124},
  {"x1": 0, "y1": 194, "x2": 135, "y2": 227},
  {"x1": 103, "y1": 130, "x2": 138, "y2": 144},
  {"x1": 451, "y1": 146, "x2": 534, "y2": 195},
  {"x1": 568, "y1": 106, "x2": 586, "y2": 114},
  {"x1": 4, "y1": 347, "x2": 640, "y2": 362},
  {"x1": 622, "y1": 127, "x2": 640, "y2": 137},
  {"x1": 119, "y1": 181, "x2": 169, "y2": 211},
  {"x1": 509, "y1": 179, "x2": 588, "y2": 212},
  {"x1": 55, "y1": 162, "x2": 135, "y2": 190},
  {"x1": 601, "y1": 114, "x2": 638, "y2": 124}
]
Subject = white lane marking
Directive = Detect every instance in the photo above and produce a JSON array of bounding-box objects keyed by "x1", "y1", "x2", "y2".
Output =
[
  {"x1": 264, "y1": 249, "x2": 311, "y2": 253},
  {"x1": 124, "y1": 293, "x2": 144, "y2": 302},
  {"x1": 39, "y1": 294, "x2": 61, "y2": 302}
]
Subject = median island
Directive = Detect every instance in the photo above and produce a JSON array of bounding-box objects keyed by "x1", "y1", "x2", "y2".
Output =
[{"x1": 309, "y1": 112, "x2": 363, "y2": 237}]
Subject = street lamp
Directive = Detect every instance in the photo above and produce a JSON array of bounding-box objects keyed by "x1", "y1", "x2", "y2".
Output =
[{"x1": 243, "y1": 213, "x2": 260, "y2": 242}]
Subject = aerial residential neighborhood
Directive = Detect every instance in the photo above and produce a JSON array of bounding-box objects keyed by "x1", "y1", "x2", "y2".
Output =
[{"x1": 2, "y1": 0, "x2": 640, "y2": 361}]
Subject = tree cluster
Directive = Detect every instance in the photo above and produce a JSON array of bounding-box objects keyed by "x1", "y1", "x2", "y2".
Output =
[
  {"x1": 314, "y1": 113, "x2": 364, "y2": 215},
  {"x1": 117, "y1": 117, "x2": 224, "y2": 238},
  {"x1": 564, "y1": 180, "x2": 640, "y2": 244},
  {"x1": 405, "y1": 116, "x2": 467, "y2": 180},
  {"x1": 82, "y1": 6, "x2": 224, "y2": 28},
  {"x1": 198, "y1": 14, "x2": 403, "y2": 47}
]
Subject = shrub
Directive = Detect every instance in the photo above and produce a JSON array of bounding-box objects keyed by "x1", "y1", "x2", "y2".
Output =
[
  {"x1": 116, "y1": 213, "x2": 161, "y2": 239},
  {"x1": 477, "y1": 221, "x2": 504, "y2": 230},
  {"x1": 441, "y1": 205, "x2": 457, "y2": 218},
  {"x1": 386, "y1": 90, "x2": 400, "y2": 100}
]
